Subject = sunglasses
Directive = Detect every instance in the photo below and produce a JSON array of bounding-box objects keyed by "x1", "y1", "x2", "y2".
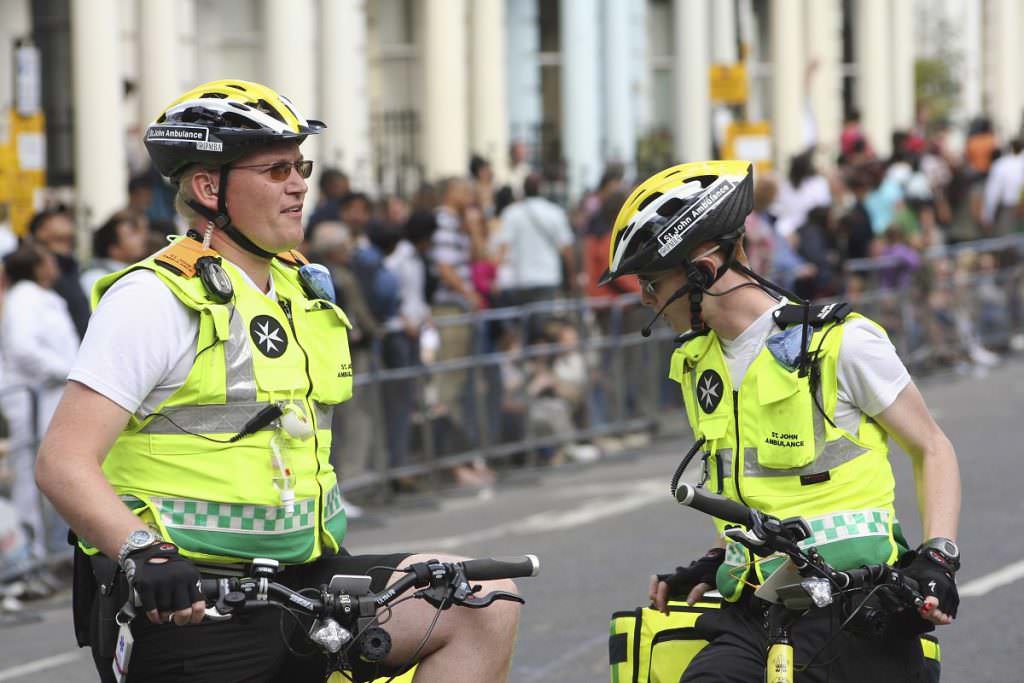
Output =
[
  {"x1": 638, "y1": 272, "x2": 675, "y2": 297},
  {"x1": 232, "y1": 159, "x2": 314, "y2": 182}
]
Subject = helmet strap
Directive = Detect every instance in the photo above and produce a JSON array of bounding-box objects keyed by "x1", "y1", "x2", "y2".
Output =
[{"x1": 185, "y1": 167, "x2": 278, "y2": 260}]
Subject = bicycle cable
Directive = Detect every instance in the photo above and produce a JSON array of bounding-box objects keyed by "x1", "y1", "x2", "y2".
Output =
[
  {"x1": 380, "y1": 594, "x2": 449, "y2": 683},
  {"x1": 795, "y1": 583, "x2": 888, "y2": 672}
]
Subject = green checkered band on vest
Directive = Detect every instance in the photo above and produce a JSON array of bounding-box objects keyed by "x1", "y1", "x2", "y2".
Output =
[
  {"x1": 155, "y1": 497, "x2": 317, "y2": 533},
  {"x1": 323, "y1": 485, "x2": 343, "y2": 520},
  {"x1": 802, "y1": 509, "x2": 889, "y2": 546}
]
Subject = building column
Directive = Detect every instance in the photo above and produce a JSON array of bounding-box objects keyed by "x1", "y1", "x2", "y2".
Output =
[
  {"x1": 603, "y1": 0, "x2": 635, "y2": 169},
  {"x1": 630, "y1": 1, "x2": 650, "y2": 140},
  {"x1": 470, "y1": 0, "x2": 509, "y2": 179},
  {"x1": 889, "y1": 0, "x2": 915, "y2": 131},
  {"x1": 0, "y1": 0, "x2": 31, "y2": 113},
  {"x1": 560, "y1": 0, "x2": 602, "y2": 201},
  {"x1": 804, "y1": 0, "x2": 842, "y2": 160},
  {"x1": 991, "y1": 0, "x2": 1022, "y2": 138},
  {"x1": 422, "y1": 0, "x2": 469, "y2": 180},
  {"x1": 673, "y1": 0, "x2": 711, "y2": 163},
  {"x1": 856, "y1": 0, "x2": 892, "y2": 158},
  {"x1": 71, "y1": 0, "x2": 127, "y2": 230},
  {"x1": 138, "y1": 0, "x2": 180, "y2": 124},
  {"x1": 505, "y1": 0, "x2": 541, "y2": 163},
  {"x1": 961, "y1": 0, "x2": 983, "y2": 121},
  {"x1": 771, "y1": 0, "x2": 805, "y2": 170},
  {"x1": 321, "y1": 0, "x2": 373, "y2": 192},
  {"x1": 263, "y1": 0, "x2": 319, "y2": 202}
]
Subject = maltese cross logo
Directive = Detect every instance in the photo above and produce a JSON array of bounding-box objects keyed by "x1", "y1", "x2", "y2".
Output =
[
  {"x1": 250, "y1": 315, "x2": 288, "y2": 358},
  {"x1": 696, "y1": 369, "x2": 724, "y2": 413}
]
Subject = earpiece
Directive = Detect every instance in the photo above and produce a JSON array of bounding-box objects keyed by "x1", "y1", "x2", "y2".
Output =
[{"x1": 689, "y1": 261, "x2": 716, "y2": 289}]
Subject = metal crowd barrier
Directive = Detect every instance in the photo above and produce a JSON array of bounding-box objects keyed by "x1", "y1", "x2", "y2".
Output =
[{"x1": 3, "y1": 234, "x2": 1022, "y2": 580}]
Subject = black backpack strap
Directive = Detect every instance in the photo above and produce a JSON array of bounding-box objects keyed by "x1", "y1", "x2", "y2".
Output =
[{"x1": 772, "y1": 301, "x2": 852, "y2": 329}]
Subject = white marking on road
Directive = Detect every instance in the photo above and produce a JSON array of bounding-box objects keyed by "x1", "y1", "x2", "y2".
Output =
[
  {"x1": 513, "y1": 633, "x2": 608, "y2": 682},
  {"x1": 358, "y1": 480, "x2": 667, "y2": 554},
  {"x1": 0, "y1": 650, "x2": 85, "y2": 682},
  {"x1": 960, "y1": 558, "x2": 1024, "y2": 597}
]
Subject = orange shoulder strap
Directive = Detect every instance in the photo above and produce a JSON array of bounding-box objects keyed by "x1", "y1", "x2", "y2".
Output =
[
  {"x1": 154, "y1": 238, "x2": 221, "y2": 278},
  {"x1": 275, "y1": 249, "x2": 310, "y2": 267}
]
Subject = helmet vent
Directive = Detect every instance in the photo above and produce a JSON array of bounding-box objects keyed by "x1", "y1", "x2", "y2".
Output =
[
  {"x1": 656, "y1": 197, "x2": 685, "y2": 217},
  {"x1": 199, "y1": 93, "x2": 228, "y2": 99},
  {"x1": 227, "y1": 84, "x2": 248, "y2": 91},
  {"x1": 255, "y1": 99, "x2": 287, "y2": 124},
  {"x1": 636, "y1": 191, "x2": 662, "y2": 212},
  {"x1": 228, "y1": 102, "x2": 252, "y2": 111}
]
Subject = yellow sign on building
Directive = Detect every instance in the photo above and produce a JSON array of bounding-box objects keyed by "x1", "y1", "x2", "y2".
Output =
[
  {"x1": 723, "y1": 121, "x2": 773, "y2": 174},
  {"x1": 5, "y1": 109, "x2": 46, "y2": 236},
  {"x1": 709, "y1": 63, "x2": 747, "y2": 105}
]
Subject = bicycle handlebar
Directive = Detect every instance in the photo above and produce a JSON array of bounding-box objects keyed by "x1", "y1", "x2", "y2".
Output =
[
  {"x1": 675, "y1": 483, "x2": 753, "y2": 526},
  {"x1": 462, "y1": 555, "x2": 540, "y2": 581}
]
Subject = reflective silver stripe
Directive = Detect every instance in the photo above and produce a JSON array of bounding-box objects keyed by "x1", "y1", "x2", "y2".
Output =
[
  {"x1": 224, "y1": 305, "x2": 257, "y2": 401},
  {"x1": 140, "y1": 401, "x2": 277, "y2": 435},
  {"x1": 314, "y1": 402, "x2": 334, "y2": 429},
  {"x1": 744, "y1": 438, "x2": 869, "y2": 478},
  {"x1": 714, "y1": 448, "x2": 733, "y2": 480}
]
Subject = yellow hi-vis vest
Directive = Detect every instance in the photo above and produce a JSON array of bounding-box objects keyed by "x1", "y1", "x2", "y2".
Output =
[
  {"x1": 669, "y1": 314, "x2": 900, "y2": 601},
  {"x1": 84, "y1": 240, "x2": 354, "y2": 565}
]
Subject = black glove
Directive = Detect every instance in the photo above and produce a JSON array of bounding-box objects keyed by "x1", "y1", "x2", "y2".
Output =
[
  {"x1": 899, "y1": 547, "x2": 959, "y2": 619},
  {"x1": 122, "y1": 542, "x2": 204, "y2": 614},
  {"x1": 656, "y1": 548, "x2": 725, "y2": 598}
]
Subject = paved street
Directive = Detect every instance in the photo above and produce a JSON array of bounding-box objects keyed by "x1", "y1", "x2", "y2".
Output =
[{"x1": 1, "y1": 360, "x2": 1021, "y2": 682}]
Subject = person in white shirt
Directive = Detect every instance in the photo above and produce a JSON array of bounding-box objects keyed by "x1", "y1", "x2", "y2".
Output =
[
  {"x1": 1, "y1": 242, "x2": 79, "y2": 558},
  {"x1": 981, "y1": 138, "x2": 1024, "y2": 236},
  {"x1": 492, "y1": 173, "x2": 576, "y2": 315}
]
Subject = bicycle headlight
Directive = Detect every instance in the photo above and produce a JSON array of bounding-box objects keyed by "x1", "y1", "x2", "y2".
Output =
[{"x1": 802, "y1": 578, "x2": 834, "y2": 608}]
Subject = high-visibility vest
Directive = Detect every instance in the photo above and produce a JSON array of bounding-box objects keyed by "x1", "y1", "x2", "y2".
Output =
[
  {"x1": 84, "y1": 239, "x2": 354, "y2": 565},
  {"x1": 669, "y1": 314, "x2": 900, "y2": 601}
]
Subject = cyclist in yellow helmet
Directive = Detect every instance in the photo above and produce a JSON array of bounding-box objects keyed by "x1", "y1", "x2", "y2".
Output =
[
  {"x1": 37, "y1": 80, "x2": 521, "y2": 682},
  {"x1": 602, "y1": 161, "x2": 960, "y2": 681}
]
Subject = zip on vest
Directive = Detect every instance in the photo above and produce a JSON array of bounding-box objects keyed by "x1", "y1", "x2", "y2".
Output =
[{"x1": 278, "y1": 297, "x2": 326, "y2": 509}]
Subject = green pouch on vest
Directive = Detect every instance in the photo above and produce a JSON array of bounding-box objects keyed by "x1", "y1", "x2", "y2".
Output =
[{"x1": 609, "y1": 598, "x2": 720, "y2": 683}]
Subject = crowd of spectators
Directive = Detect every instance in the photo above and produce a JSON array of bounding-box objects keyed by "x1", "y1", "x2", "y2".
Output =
[{"x1": 2, "y1": 116, "x2": 1024, "y2": 599}]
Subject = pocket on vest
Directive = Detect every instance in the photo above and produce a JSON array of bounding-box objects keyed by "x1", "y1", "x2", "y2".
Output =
[
  {"x1": 304, "y1": 302, "x2": 354, "y2": 405},
  {"x1": 752, "y1": 379, "x2": 816, "y2": 470}
]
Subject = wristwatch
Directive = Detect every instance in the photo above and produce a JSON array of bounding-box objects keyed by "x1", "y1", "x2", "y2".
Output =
[
  {"x1": 919, "y1": 537, "x2": 960, "y2": 572},
  {"x1": 117, "y1": 529, "x2": 163, "y2": 568}
]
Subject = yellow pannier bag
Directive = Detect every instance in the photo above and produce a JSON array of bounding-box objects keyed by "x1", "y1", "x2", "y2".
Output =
[
  {"x1": 609, "y1": 600, "x2": 941, "y2": 683},
  {"x1": 609, "y1": 598, "x2": 721, "y2": 683}
]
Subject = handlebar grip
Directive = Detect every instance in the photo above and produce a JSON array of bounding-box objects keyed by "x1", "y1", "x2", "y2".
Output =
[
  {"x1": 675, "y1": 483, "x2": 753, "y2": 526},
  {"x1": 200, "y1": 579, "x2": 222, "y2": 596},
  {"x1": 461, "y1": 555, "x2": 540, "y2": 581}
]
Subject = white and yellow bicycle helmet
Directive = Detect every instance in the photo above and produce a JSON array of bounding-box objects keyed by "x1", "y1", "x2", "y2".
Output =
[
  {"x1": 145, "y1": 79, "x2": 325, "y2": 181},
  {"x1": 600, "y1": 160, "x2": 754, "y2": 286}
]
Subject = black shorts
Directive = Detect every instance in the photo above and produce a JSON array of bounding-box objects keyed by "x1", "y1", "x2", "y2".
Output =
[{"x1": 91, "y1": 550, "x2": 411, "y2": 683}]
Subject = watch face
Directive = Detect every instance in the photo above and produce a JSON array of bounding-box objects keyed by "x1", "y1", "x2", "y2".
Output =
[{"x1": 128, "y1": 530, "x2": 154, "y2": 547}]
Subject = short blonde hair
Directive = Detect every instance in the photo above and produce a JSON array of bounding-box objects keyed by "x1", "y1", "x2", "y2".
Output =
[{"x1": 173, "y1": 165, "x2": 218, "y2": 227}]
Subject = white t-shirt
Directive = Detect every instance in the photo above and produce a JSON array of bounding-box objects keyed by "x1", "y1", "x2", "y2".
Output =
[
  {"x1": 715, "y1": 301, "x2": 910, "y2": 434},
  {"x1": 68, "y1": 261, "x2": 276, "y2": 418}
]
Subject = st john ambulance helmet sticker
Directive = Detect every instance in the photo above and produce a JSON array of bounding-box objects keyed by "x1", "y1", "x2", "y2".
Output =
[
  {"x1": 696, "y1": 369, "x2": 724, "y2": 413},
  {"x1": 250, "y1": 315, "x2": 288, "y2": 358}
]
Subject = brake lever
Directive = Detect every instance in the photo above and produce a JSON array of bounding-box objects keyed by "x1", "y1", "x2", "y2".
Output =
[
  {"x1": 724, "y1": 526, "x2": 775, "y2": 558},
  {"x1": 455, "y1": 590, "x2": 525, "y2": 609}
]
